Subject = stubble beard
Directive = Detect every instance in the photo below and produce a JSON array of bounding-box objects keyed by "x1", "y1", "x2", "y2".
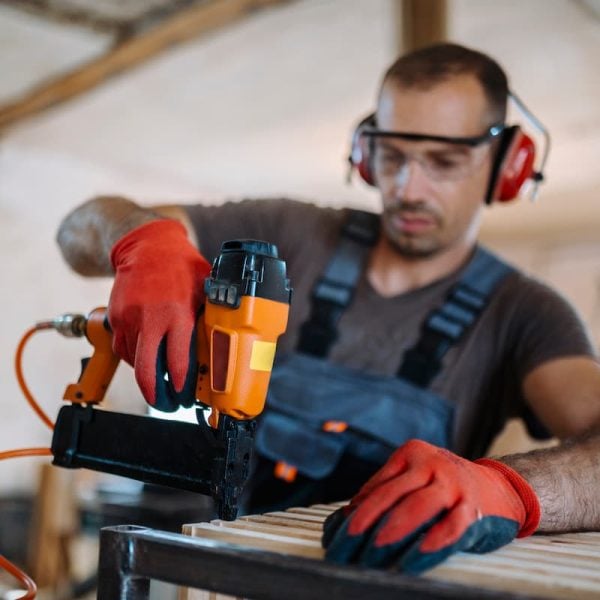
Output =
[{"x1": 381, "y1": 203, "x2": 445, "y2": 259}]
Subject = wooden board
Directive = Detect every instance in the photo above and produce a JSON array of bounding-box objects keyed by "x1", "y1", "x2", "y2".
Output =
[
  {"x1": 180, "y1": 503, "x2": 600, "y2": 600},
  {"x1": 27, "y1": 463, "x2": 78, "y2": 588}
]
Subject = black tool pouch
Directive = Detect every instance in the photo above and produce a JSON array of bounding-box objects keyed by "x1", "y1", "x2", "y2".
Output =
[{"x1": 254, "y1": 353, "x2": 454, "y2": 485}]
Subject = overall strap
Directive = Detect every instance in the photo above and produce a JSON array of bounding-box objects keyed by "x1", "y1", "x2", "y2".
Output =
[
  {"x1": 296, "y1": 209, "x2": 380, "y2": 357},
  {"x1": 398, "y1": 247, "x2": 514, "y2": 387}
]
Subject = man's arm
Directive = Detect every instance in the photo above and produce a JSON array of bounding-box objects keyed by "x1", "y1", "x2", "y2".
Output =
[
  {"x1": 56, "y1": 195, "x2": 196, "y2": 276},
  {"x1": 502, "y1": 430, "x2": 600, "y2": 532},
  {"x1": 501, "y1": 355, "x2": 600, "y2": 532},
  {"x1": 56, "y1": 195, "x2": 210, "y2": 408},
  {"x1": 522, "y1": 356, "x2": 600, "y2": 438}
]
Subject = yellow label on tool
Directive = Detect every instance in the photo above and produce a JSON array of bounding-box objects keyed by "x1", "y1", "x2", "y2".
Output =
[{"x1": 250, "y1": 341, "x2": 276, "y2": 371}]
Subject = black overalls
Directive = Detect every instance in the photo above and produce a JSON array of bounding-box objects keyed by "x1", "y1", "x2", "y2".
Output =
[{"x1": 244, "y1": 210, "x2": 514, "y2": 514}]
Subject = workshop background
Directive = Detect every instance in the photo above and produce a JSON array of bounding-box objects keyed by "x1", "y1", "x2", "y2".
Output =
[{"x1": 0, "y1": 0, "x2": 599, "y2": 596}]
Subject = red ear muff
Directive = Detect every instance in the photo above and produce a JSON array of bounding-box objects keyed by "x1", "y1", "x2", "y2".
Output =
[
  {"x1": 348, "y1": 114, "x2": 377, "y2": 187},
  {"x1": 489, "y1": 127, "x2": 536, "y2": 203},
  {"x1": 354, "y1": 135, "x2": 375, "y2": 186}
]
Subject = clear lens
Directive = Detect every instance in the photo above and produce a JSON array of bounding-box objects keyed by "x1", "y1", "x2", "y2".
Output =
[{"x1": 371, "y1": 137, "x2": 492, "y2": 182}]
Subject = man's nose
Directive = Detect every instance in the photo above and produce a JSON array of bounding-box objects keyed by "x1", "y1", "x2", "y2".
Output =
[{"x1": 392, "y1": 159, "x2": 429, "y2": 201}]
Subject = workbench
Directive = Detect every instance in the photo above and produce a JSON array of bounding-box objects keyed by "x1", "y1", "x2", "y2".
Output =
[
  {"x1": 98, "y1": 524, "x2": 526, "y2": 600},
  {"x1": 97, "y1": 500, "x2": 600, "y2": 600}
]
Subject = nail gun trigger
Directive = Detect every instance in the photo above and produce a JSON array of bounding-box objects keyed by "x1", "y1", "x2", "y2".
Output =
[
  {"x1": 78, "y1": 357, "x2": 91, "y2": 382},
  {"x1": 195, "y1": 407, "x2": 220, "y2": 448}
]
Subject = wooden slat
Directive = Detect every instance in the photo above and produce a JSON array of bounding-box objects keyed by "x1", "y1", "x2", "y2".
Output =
[
  {"x1": 211, "y1": 519, "x2": 322, "y2": 540},
  {"x1": 0, "y1": 0, "x2": 288, "y2": 131},
  {"x1": 238, "y1": 513, "x2": 324, "y2": 530},
  {"x1": 186, "y1": 522, "x2": 322, "y2": 557},
  {"x1": 251, "y1": 510, "x2": 327, "y2": 523},
  {"x1": 285, "y1": 506, "x2": 335, "y2": 516}
]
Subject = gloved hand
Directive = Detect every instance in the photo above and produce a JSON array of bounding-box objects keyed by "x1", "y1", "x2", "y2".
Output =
[
  {"x1": 108, "y1": 219, "x2": 211, "y2": 411},
  {"x1": 323, "y1": 439, "x2": 540, "y2": 573}
]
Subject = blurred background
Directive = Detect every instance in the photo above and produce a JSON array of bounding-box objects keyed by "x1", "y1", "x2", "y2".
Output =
[{"x1": 0, "y1": 0, "x2": 599, "y2": 597}]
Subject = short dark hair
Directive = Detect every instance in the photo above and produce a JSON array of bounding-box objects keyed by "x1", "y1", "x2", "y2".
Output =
[{"x1": 382, "y1": 43, "x2": 509, "y2": 125}]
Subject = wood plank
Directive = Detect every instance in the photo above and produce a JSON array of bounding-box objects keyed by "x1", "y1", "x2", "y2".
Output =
[
  {"x1": 286, "y1": 506, "x2": 336, "y2": 516},
  {"x1": 300, "y1": 503, "x2": 342, "y2": 510},
  {"x1": 210, "y1": 519, "x2": 322, "y2": 540},
  {"x1": 426, "y1": 565, "x2": 600, "y2": 600},
  {"x1": 259, "y1": 510, "x2": 327, "y2": 523},
  {"x1": 239, "y1": 514, "x2": 324, "y2": 530},
  {"x1": 430, "y1": 549, "x2": 600, "y2": 582},
  {"x1": 186, "y1": 522, "x2": 322, "y2": 558}
]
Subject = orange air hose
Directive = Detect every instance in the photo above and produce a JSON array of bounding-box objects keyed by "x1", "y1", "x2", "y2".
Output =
[
  {"x1": 0, "y1": 448, "x2": 52, "y2": 461},
  {"x1": 3, "y1": 323, "x2": 63, "y2": 599},
  {"x1": 14, "y1": 325, "x2": 54, "y2": 430},
  {"x1": 0, "y1": 444, "x2": 50, "y2": 599},
  {"x1": 0, "y1": 553, "x2": 37, "y2": 599}
]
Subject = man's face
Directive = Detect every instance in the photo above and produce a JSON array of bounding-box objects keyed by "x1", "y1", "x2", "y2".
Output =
[{"x1": 374, "y1": 75, "x2": 496, "y2": 258}]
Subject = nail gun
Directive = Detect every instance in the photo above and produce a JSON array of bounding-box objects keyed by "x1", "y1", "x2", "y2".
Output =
[{"x1": 49, "y1": 240, "x2": 291, "y2": 520}]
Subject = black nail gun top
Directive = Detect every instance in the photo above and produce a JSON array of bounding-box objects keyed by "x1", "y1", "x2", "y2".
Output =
[{"x1": 206, "y1": 239, "x2": 292, "y2": 307}]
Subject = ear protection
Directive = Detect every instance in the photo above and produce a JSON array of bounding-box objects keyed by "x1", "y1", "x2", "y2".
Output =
[
  {"x1": 484, "y1": 125, "x2": 539, "y2": 203},
  {"x1": 348, "y1": 114, "x2": 378, "y2": 187},
  {"x1": 347, "y1": 92, "x2": 549, "y2": 204}
]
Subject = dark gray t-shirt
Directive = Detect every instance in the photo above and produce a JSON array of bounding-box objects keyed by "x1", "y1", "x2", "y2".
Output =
[{"x1": 184, "y1": 198, "x2": 596, "y2": 458}]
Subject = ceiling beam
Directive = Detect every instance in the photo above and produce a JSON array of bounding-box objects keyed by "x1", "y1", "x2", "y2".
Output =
[
  {"x1": 0, "y1": 0, "x2": 289, "y2": 131},
  {"x1": 395, "y1": 0, "x2": 448, "y2": 53}
]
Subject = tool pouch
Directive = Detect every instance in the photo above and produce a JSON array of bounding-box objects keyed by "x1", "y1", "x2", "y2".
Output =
[{"x1": 254, "y1": 352, "x2": 454, "y2": 482}]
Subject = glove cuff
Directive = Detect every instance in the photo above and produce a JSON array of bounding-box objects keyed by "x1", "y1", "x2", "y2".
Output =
[
  {"x1": 110, "y1": 219, "x2": 189, "y2": 269},
  {"x1": 474, "y1": 458, "x2": 541, "y2": 537}
]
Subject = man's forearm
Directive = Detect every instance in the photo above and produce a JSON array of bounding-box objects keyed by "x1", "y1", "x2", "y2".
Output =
[
  {"x1": 56, "y1": 196, "x2": 164, "y2": 276},
  {"x1": 501, "y1": 432, "x2": 600, "y2": 532}
]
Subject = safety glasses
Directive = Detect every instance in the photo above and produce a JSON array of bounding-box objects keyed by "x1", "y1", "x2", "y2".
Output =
[{"x1": 363, "y1": 124, "x2": 505, "y2": 182}]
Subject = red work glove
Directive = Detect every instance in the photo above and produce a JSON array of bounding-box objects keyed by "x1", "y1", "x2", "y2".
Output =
[
  {"x1": 108, "y1": 219, "x2": 211, "y2": 411},
  {"x1": 323, "y1": 439, "x2": 540, "y2": 573}
]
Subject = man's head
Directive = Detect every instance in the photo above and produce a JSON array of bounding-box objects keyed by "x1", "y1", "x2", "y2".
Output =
[{"x1": 373, "y1": 43, "x2": 509, "y2": 258}]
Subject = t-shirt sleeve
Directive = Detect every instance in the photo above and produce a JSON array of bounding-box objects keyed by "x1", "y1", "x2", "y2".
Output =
[
  {"x1": 506, "y1": 273, "x2": 597, "y2": 383},
  {"x1": 182, "y1": 198, "x2": 287, "y2": 262},
  {"x1": 182, "y1": 198, "x2": 343, "y2": 265}
]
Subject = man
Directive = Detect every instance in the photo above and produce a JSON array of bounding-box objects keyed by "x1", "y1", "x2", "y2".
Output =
[{"x1": 56, "y1": 44, "x2": 600, "y2": 573}]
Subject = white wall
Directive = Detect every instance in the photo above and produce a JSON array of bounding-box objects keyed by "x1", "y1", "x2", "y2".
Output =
[{"x1": 1, "y1": 0, "x2": 599, "y2": 493}]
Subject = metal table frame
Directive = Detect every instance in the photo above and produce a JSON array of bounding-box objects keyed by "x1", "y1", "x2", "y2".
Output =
[{"x1": 97, "y1": 525, "x2": 546, "y2": 600}]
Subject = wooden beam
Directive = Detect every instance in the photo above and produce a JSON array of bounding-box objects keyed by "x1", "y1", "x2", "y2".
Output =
[
  {"x1": 395, "y1": 0, "x2": 448, "y2": 54},
  {"x1": 0, "y1": 0, "x2": 289, "y2": 131}
]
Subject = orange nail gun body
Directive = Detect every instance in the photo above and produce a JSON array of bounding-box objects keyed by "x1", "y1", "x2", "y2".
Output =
[{"x1": 51, "y1": 240, "x2": 291, "y2": 519}]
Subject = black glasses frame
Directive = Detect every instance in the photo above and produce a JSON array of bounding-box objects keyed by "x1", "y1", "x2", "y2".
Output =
[{"x1": 361, "y1": 123, "x2": 506, "y2": 147}]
